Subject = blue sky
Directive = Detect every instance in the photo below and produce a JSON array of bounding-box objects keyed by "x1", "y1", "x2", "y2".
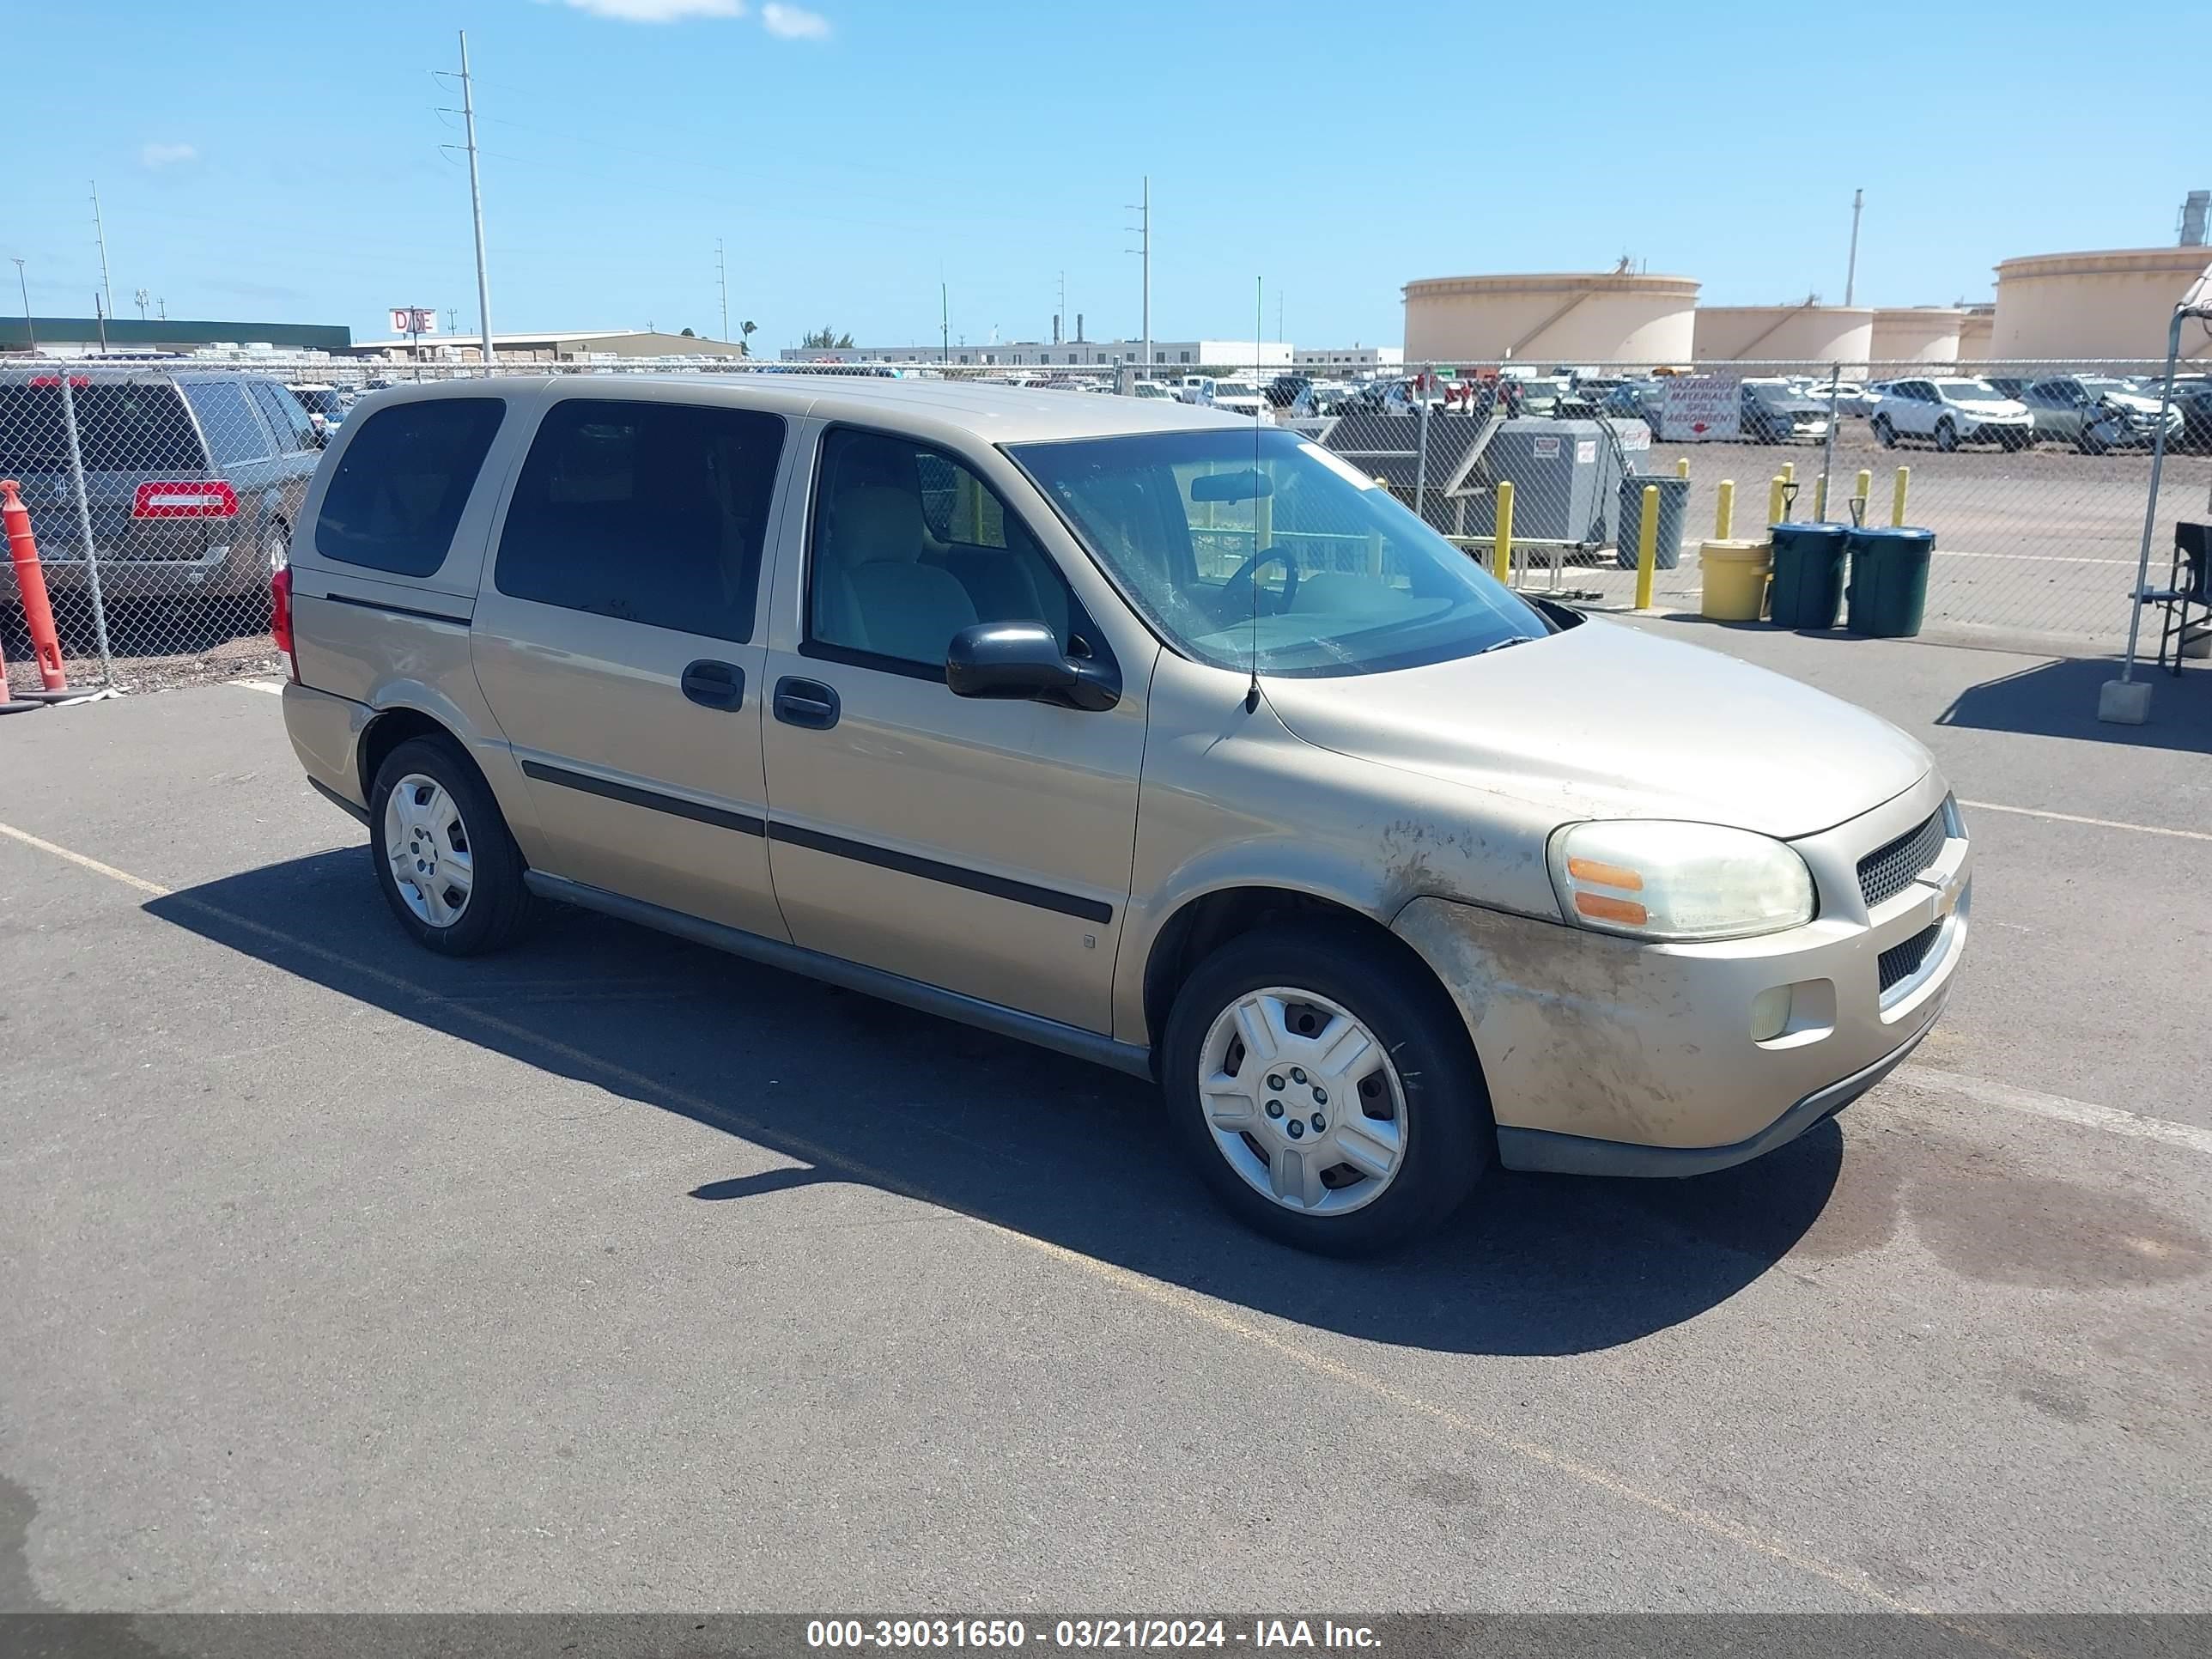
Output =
[{"x1": 5, "y1": 1, "x2": 2199, "y2": 350}]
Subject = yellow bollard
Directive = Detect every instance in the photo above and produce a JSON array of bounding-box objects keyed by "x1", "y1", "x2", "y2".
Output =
[
  {"x1": 1675, "y1": 455, "x2": 1690, "y2": 480},
  {"x1": 1855, "y1": 468, "x2": 1872, "y2": 521},
  {"x1": 1892, "y1": 465, "x2": 1911, "y2": 527},
  {"x1": 1767, "y1": 474, "x2": 1787, "y2": 527},
  {"x1": 1492, "y1": 479, "x2": 1514, "y2": 582},
  {"x1": 1635, "y1": 483, "x2": 1660, "y2": 611},
  {"x1": 1813, "y1": 475, "x2": 1828, "y2": 520},
  {"x1": 1781, "y1": 461, "x2": 1796, "y2": 486},
  {"x1": 1715, "y1": 479, "x2": 1735, "y2": 540}
]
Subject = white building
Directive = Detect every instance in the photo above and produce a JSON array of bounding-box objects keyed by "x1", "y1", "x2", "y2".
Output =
[
  {"x1": 1293, "y1": 345, "x2": 1405, "y2": 372},
  {"x1": 781, "y1": 337, "x2": 1297, "y2": 372}
]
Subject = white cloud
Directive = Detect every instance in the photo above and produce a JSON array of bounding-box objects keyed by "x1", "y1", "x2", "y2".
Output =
[
  {"x1": 557, "y1": 0, "x2": 746, "y2": 21},
  {"x1": 761, "y1": 3, "x2": 830, "y2": 40},
  {"x1": 140, "y1": 141, "x2": 198, "y2": 168}
]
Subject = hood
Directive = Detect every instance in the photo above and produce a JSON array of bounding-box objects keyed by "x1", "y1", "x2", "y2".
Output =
[
  {"x1": 1261, "y1": 617, "x2": 1929, "y2": 840},
  {"x1": 1954, "y1": 395, "x2": 2027, "y2": 416}
]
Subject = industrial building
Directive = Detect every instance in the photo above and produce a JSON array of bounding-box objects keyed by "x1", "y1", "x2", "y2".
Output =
[
  {"x1": 346, "y1": 329, "x2": 749, "y2": 363},
  {"x1": 1401, "y1": 271, "x2": 1700, "y2": 368},
  {"x1": 1294, "y1": 345, "x2": 1404, "y2": 372},
  {"x1": 0, "y1": 316, "x2": 352, "y2": 356},
  {"x1": 779, "y1": 337, "x2": 1297, "y2": 371}
]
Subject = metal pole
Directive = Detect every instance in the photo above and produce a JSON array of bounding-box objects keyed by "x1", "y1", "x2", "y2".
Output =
[
  {"x1": 1413, "y1": 380, "x2": 1431, "y2": 526},
  {"x1": 1818, "y1": 362, "x2": 1842, "y2": 520},
  {"x1": 2118, "y1": 307, "x2": 2195, "y2": 682},
  {"x1": 941, "y1": 283, "x2": 949, "y2": 365},
  {"x1": 1141, "y1": 176, "x2": 1151, "y2": 374},
  {"x1": 94, "y1": 294, "x2": 107, "y2": 354},
  {"x1": 53, "y1": 371, "x2": 114, "y2": 684},
  {"x1": 11, "y1": 260, "x2": 30, "y2": 349},
  {"x1": 459, "y1": 31, "x2": 495, "y2": 372},
  {"x1": 1844, "y1": 189, "x2": 1863, "y2": 308},
  {"x1": 717, "y1": 239, "x2": 729, "y2": 344},
  {"x1": 90, "y1": 180, "x2": 114, "y2": 322}
]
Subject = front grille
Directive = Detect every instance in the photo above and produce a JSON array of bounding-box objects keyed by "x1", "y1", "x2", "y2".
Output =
[
  {"x1": 1858, "y1": 811, "x2": 1947, "y2": 907},
  {"x1": 1878, "y1": 922, "x2": 1943, "y2": 994}
]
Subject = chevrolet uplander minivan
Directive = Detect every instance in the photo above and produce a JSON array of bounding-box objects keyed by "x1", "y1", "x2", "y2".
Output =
[{"x1": 276, "y1": 376, "x2": 1970, "y2": 1253}]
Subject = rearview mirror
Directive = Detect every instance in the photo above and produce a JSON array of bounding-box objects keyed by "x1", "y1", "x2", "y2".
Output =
[
  {"x1": 946, "y1": 622, "x2": 1119, "y2": 712},
  {"x1": 1189, "y1": 470, "x2": 1273, "y2": 503}
]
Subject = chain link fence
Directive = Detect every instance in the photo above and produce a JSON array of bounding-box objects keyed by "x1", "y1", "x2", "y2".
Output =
[{"x1": 7, "y1": 353, "x2": 2208, "y2": 697}]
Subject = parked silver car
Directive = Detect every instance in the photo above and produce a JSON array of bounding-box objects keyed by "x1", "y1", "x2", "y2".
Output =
[
  {"x1": 277, "y1": 377, "x2": 1970, "y2": 1252},
  {"x1": 2018, "y1": 375, "x2": 2185, "y2": 453}
]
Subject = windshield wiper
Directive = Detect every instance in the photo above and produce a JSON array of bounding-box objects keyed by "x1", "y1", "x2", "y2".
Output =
[{"x1": 1480, "y1": 635, "x2": 1540, "y2": 654}]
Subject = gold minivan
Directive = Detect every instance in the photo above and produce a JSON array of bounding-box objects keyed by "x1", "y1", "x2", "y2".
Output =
[{"x1": 277, "y1": 376, "x2": 1969, "y2": 1253}]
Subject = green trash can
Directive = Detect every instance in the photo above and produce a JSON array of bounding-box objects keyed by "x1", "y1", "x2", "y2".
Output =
[
  {"x1": 1768, "y1": 522, "x2": 1850, "y2": 629},
  {"x1": 1615, "y1": 474, "x2": 1690, "y2": 570},
  {"x1": 1844, "y1": 526, "x2": 1936, "y2": 638}
]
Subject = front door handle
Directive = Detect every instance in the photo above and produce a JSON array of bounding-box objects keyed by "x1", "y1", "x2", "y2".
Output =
[
  {"x1": 680, "y1": 659, "x2": 744, "y2": 711},
  {"x1": 773, "y1": 675, "x2": 841, "y2": 730}
]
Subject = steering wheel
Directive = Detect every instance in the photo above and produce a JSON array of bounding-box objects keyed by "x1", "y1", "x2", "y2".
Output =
[{"x1": 1218, "y1": 549, "x2": 1300, "y2": 620}]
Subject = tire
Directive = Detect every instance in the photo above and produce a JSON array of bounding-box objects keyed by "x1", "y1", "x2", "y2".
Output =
[
  {"x1": 1872, "y1": 416, "x2": 1897, "y2": 449},
  {"x1": 368, "y1": 735, "x2": 533, "y2": 957},
  {"x1": 1160, "y1": 923, "x2": 1492, "y2": 1255},
  {"x1": 2077, "y1": 426, "x2": 2107, "y2": 456},
  {"x1": 1935, "y1": 419, "x2": 1959, "y2": 453}
]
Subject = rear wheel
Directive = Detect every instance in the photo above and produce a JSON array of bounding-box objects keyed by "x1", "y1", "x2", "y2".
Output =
[
  {"x1": 1162, "y1": 924, "x2": 1491, "y2": 1255},
  {"x1": 368, "y1": 736, "x2": 533, "y2": 956},
  {"x1": 1872, "y1": 415, "x2": 1897, "y2": 448}
]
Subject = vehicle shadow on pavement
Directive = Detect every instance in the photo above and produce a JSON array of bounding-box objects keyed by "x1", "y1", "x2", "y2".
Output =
[
  {"x1": 1936, "y1": 654, "x2": 2212, "y2": 754},
  {"x1": 147, "y1": 848, "x2": 1844, "y2": 1358}
]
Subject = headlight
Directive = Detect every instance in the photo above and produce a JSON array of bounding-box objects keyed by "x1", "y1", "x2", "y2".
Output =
[{"x1": 1547, "y1": 820, "x2": 1816, "y2": 941}]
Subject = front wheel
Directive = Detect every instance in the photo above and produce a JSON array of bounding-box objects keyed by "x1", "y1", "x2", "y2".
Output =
[
  {"x1": 368, "y1": 736, "x2": 534, "y2": 956},
  {"x1": 1162, "y1": 925, "x2": 1492, "y2": 1255},
  {"x1": 1873, "y1": 416, "x2": 1898, "y2": 449},
  {"x1": 2077, "y1": 426, "x2": 2108, "y2": 456},
  {"x1": 1935, "y1": 419, "x2": 1959, "y2": 453}
]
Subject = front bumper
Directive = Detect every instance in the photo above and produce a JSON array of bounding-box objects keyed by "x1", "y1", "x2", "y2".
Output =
[{"x1": 1393, "y1": 769, "x2": 1969, "y2": 1173}]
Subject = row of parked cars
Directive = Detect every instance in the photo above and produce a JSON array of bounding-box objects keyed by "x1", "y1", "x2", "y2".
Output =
[{"x1": 1590, "y1": 370, "x2": 2207, "y2": 453}]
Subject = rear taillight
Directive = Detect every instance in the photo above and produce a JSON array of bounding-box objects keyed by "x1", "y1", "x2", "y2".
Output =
[
  {"x1": 270, "y1": 565, "x2": 297, "y2": 682},
  {"x1": 131, "y1": 480, "x2": 239, "y2": 520}
]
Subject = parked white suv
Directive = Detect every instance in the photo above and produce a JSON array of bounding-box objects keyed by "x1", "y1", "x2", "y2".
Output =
[
  {"x1": 1867, "y1": 379, "x2": 2034, "y2": 453},
  {"x1": 1177, "y1": 376, "x2": 1217, "y2": 406}
]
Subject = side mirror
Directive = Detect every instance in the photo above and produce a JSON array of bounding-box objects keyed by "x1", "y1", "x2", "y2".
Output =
[{"x1": 946, "y1": 622, "x2": 1119, "y2": 713}]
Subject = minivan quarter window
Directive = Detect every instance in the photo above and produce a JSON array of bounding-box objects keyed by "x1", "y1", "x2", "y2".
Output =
[
  {"x1": 494, "y1": 397, "x2": 785, "y2": 643},
  {"x1": 314, "y1": 397, "x2": 507, "y2": 578}
]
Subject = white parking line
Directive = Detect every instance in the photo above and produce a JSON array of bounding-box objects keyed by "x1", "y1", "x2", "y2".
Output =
[
  {"x1": 1958, "y1": 799, "x2": 2212, "y2": 842},
  {"x1": 229, "y1": 678, "x2": 285, "y2": 695},
  {"x1": 1892, "y1": 1066, "x2": 2212, "y2": 1156}
]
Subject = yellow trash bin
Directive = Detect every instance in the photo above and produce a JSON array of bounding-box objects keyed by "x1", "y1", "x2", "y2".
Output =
[{"x1": 1698, "y1": 538, "x2": 1771, "y2": 622}]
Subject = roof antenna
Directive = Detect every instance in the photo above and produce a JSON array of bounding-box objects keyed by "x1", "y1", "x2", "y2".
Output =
[{"x1": 1245, "y1": 273, "x2": 1262, "y2": 714}]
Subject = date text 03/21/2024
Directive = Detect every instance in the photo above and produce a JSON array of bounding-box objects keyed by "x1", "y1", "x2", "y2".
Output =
[{"x1": 805, "y1": 1618, "x2": 1383, "y2": 1650}]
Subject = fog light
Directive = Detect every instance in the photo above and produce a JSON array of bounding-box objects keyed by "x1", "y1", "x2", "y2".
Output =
[{"x1": 1749, "y1": 986, "x2": 1793, "y2": 1042}]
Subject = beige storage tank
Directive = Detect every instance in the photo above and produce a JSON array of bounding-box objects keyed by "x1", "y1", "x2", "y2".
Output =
[
  {"x1": 1401, "y1": 272, "x2": 1698, "y2": 367},
  {"x1": 1692, "y1": 304, "x2": 1875, "y2": 371},
  {"x1": 1956, "y1": 307, "x2": 1994, "y2": 363},
  {"x1": 1869, "y1": 307, "x2": 1965, "y2": 366},
  {"x1": 1991, "y1": 248, "x2": 2212, "y2": 362}
]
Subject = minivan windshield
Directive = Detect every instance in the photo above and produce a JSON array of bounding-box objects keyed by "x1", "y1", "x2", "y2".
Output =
[{"x1": 1010, "y1": 427, "x2": 1549, "y2": 678}]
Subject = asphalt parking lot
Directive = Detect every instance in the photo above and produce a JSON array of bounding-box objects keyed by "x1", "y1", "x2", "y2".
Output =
[{"x1": 3, "y1": 628, "x2": 2209, "y2": 1620}]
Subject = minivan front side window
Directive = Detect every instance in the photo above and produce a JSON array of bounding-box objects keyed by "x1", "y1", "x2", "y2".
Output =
[
  {"x1": 1012, "y1": 426, "x2": 1548, "y2": 678},
  {"x1": 315, "y1": 397, "x2": 507, "y2": 577},
  {"x1": 495, "y1": 397, "x2": 784, "y2": 642}
]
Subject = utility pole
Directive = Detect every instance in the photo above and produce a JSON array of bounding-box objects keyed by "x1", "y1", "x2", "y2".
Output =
[
  {"x1": 90, "y1": 181, "x2": 114, "y2": 321},
  {"x1": 941, "y1": 282, "x2": 950, "y2": 365},
  {"x1": 134, "y1": 287, "x2": 149, "y2": 321},
  {"x1": 457, "y1": 31, "x2": 495, "y2": 370},
  {"x1": 1844, "y1": 187, "x2": 1863, "y2": 308},
  {"x1": 94, "y1": 292, "x2": 107, "y2": 353},
  {"x1": 156, "y1": 297, "x2": 166, "y2": 320},
  {"x1": 446, "y1": 307, "x2": 459, "y2": 335},
  {"x1": 716, "y1": 239, "x2": 729, "y2": 343},
  {"x1": 1124, "y1": 176, "x2": 1151, "y2": 374},
  {"x1": 12, "y1": 259, "x2": 32, "y2": 349}
]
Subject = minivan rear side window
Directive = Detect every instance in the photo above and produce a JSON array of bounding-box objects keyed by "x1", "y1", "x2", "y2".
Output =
[
  {"x1": 494, "y1": 398, "x2": 785, "y2": 643},
  {"x1": 315, "y1": 398, "x2": 507, "y2": 578},
  {"x1": 182, "y1": 380, "x2": 271, "y2": 466}
]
